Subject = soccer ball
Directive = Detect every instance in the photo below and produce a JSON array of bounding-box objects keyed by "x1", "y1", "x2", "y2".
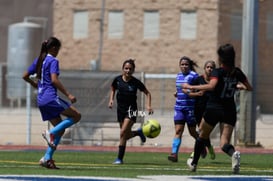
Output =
[{"x1": 142, "y1": 119, "x2": 161, "y2": 138}]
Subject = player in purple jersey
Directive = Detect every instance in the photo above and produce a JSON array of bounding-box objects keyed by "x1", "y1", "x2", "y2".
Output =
[
  {"x1": 184, "y1": 44, "x2": 252, "y2": 173},
  {"x1": 168, "y1": 56, "x2": 205, "y2": 162},
  {"x1": 22, "y1": 37, "x2": 81, "y2": 169},
  {"x1": 108, "y1": 59, "x2": 153, "y2": 164}
]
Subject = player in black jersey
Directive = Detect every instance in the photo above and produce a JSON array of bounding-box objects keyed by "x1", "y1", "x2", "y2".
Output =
[
  {"x1": 183, "y1": 44, "x2": 252, "y2": 173},
  {"x1": 193, "y1": 60, "x2": 216, "y2": 160},
  {"x1": 108, "y1": 59, "x2": 153, "y2": 164}
]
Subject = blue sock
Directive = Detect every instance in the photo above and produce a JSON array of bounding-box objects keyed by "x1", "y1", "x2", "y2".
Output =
[
  {"x1": 44, "y1": 135, "x2": 61, "y2": 160},
  {"x1": 172, "y1": 138, "x2": 181, "y2": 154},
  {"x1": 50, "y1": 118, "x2": 74, "y2": 135}
]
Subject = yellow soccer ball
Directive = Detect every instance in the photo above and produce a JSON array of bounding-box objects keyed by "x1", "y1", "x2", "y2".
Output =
[{"x1": 142, "y1": 119, "x2": 161, "y2": 138}]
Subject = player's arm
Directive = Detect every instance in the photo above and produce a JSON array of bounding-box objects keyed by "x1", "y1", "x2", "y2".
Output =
[
  {"x1": 22, "y1": 71, "x2": 38, "y2": 89},
  {"x1": 143, "y1": 88, "x2": 153, "y2": 115},
  {"x1": 108, "y1": 87, "x2": 115, "y2": 109},
  {"x1": 183, "y1": 77, "x2": 218, "y2": 91},
  {"x1": 51, "y1": 73, "x2": 76, "y2": 103},
  {"x1": 237, "y1": 79, "x2": 253, "y2": 91},
  {"x1": 183, "y1": 89, "x2": 204, "y2": 97}
]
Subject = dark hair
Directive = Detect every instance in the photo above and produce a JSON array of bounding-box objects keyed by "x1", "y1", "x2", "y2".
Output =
[
  {"x1": 36, "y1": 37, "x2": 61, "y2": 79},
  {"x1": 217, "y1": 43, "x2": 235, "y2": 67},
  {"x1": 179, "y1": 56, "x2": 198, "y2": 72},
  {"x1": 122, "y1": 59, "x2": 136, "y2": 71}
]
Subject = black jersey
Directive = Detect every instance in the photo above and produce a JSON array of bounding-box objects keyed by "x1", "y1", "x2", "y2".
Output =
[
  {"x1": 207, "y1": 67, "x2": 247, "y2": 110},
  {"x1": 194, "y1": 75, "x2": 210, "y2": 108},
  {"x1": 111, "y1": 75, "x2": 146, "y2": 110}
]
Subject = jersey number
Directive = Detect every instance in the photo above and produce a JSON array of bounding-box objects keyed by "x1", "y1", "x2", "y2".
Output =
[{"x1": 221, "y1": 82, "x2": 237, "y2": 98}]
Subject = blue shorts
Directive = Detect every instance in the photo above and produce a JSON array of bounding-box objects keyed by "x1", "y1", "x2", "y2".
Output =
[
  {"x1": 39, "y1": 97, "x2": 70, "y2": 121},
  {"x1": 174, "y1": 108, "x2": 196, "y2": 126}
]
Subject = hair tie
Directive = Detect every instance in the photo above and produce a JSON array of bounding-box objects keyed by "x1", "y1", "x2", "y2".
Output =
[{"x1": 42, "y1": 40, "x2": 48, "y2": 46}]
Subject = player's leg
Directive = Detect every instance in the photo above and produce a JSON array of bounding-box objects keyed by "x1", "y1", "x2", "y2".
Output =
[
  {"x1": 40, "y1": 117, "x2": 63, "y2": 169},
  {"x1": 113, "y1": 118, "x2": 133, "y2": 164},
  {"x1": 199, "y1": 119, "x2": 215, "y2": 159},
  {"x1": 220, "y1": 122, "x2": 240, "y2": 174},
  {"x1": 168, "y1": 122, "x2": 184, "y2": 162},
  {"x1": 50, "y1": 105, "x2": 81, "y2": 135},
  {"x1": 187, "y1": 108, "x2": 217, "y2": 171},
  {"x1": 187, "y1": 120, "x2": 214, "y2": 171}
]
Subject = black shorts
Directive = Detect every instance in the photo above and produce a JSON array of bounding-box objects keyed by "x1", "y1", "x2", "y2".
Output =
[
  {"x1": 203, "y1": 107, "x2": 237, "y2": 127},
  {"x1": 117, "y1": 106, "x2": 137, "y2": 123}
]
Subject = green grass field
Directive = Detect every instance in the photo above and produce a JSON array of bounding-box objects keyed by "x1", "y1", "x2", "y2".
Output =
[{"x1": 0, "y1": 150, "x2": 272, "y2": 178}]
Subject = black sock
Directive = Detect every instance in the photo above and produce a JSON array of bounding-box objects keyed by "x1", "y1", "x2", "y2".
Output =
[
  {"x1": 192, "y1": 138, "x2": 205, "y2": 165},
  {"x1": 221, "y1": 144, "x2": 235, "y2": 157},
  {"x1": 118, "y1": 145, "x2": 126, "y2": 160}
]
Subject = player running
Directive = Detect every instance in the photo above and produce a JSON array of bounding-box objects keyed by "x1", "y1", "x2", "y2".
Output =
[
  {"x1": 22, "y1": 37, "x2": 81, "y2": 169},
  {"x1": 108, "y1": 59, "x2": 153, "y2": 164},
  {"x1": 168, "y1": 56, "x2": 206, "y2": 162},
  {"x1": 183, "y1": 43, "x2": 252, "y2": 173},
  {"x1": 193, "y1": 60, "x2": 216, "y2": 160}
]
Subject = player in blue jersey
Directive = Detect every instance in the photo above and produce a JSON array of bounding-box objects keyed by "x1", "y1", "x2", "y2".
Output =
[
  {"x1": 168, "y1": 56, "x2": 204, "y2": 162},
  {"x1": 22, "y1": 37, "x2": 81, "y2": 169},
  {"x1": 108, "y1": 59, "x2": 153, "y2": 164},
  {"x1": 184, "y1": 44, "x2": 252, "y2": 173}
]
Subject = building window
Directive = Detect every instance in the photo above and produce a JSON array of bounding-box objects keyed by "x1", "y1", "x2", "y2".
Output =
[
  {"x1": 180, "y1": 11, "x2": 197, "y2": 39},
  {"x1": 73, "y1": 10, "x2": 89, "y2": 39},
  {"x1": 108, "y1": 11, "x2": 124, "y2": 39},
  {"x1": 231, "y1": 10, "x2": 242, "y2": 40},
  {"x1": 267, "y1": 12, "x2": 273, "y2": 41},
  {"x1": 143, "y1": 11, "x2": 159, "y2": 39}
]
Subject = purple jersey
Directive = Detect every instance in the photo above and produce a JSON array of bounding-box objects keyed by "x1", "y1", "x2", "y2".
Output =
[
  {"x1": 27, "y1": 54, "x2": 60, "y2": 106},
  {"x1": 174, "y1": 71, "x2": 198, "y2": 110}
]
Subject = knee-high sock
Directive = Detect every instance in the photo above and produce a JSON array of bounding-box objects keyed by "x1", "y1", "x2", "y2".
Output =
[
  {"x1": 192, "y1": 137, "x2": 206, "y2": 165},
  {"x1": 50, "y1": 118, "x2": 74, "y2": 135},
  {"x1": 172, "y1": 138, "x2": 181, "y2": 154},
  {"x1": 117, "y1": 145, "x2": 126, "y2": 160},
  {"x1": 44, "y1": 135, "x2": 61, "y2": 160},
  {"x1": 222, "y1": 143, "x2": 235, "y2": 157}
]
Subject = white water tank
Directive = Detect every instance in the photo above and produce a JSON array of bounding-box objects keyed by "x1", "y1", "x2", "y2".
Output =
[{"x1": 6, "y1": 22, "x2": 43, "y2": 99}]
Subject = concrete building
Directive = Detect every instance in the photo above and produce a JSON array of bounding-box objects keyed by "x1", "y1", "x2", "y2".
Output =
[{"x1": 52, "y1": 0, "x2": 273, "y2": 113}]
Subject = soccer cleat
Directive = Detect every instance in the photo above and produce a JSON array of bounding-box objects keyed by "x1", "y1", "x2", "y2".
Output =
[
  {"x1": 208, "y1": 145, "x2": 216, "y2": 160},
  {"x1": 168, "y1": 153, "x2": 178, "y2": 162},
  {"x1": 39, "y1": 157, "x2": 59, "y2": 169},
  {"x1": 232, "y1": 151, "x2": 240, "y2": 174},
  {"x1": 137, "y1": 128, "x2": 146, "y2": 143},
  {"x1": 187, "y1": 157, "x2": 197, "y2": 172},
  {"x1": 42, "y1": 130, "x2": 56, "y2": 150},
  {"x1": 46, "y1": 159, "x2": 59, "y2": 169},
  {"x1": 112, "y1": 158, "x2": 123, "y2": 165}
]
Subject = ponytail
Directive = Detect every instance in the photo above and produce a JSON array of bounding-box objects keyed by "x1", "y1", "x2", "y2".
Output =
[
  {"x1": 35, "y1": 37, "x2": 61, "y2": 80},
  {"x1": 36, "y1": 40, "x2": 48, "y2": 79}
]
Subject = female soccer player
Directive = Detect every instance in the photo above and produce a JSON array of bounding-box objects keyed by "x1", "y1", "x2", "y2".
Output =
[
  {"x1": 194, "y1": 60, "x2": 216, "y2": 160},
  {"x1": 108, "y1": 59, "x2": 153, "y2": 164},
  {"x1": 184, "y1": 43, "x2": 252, "y2": 173},
  {"x1": 168, "y1": 56, "x2": 204, "y2": 162},
  {"x1": 22, "y1": 37, "x2": 81, "y2": 169}
]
